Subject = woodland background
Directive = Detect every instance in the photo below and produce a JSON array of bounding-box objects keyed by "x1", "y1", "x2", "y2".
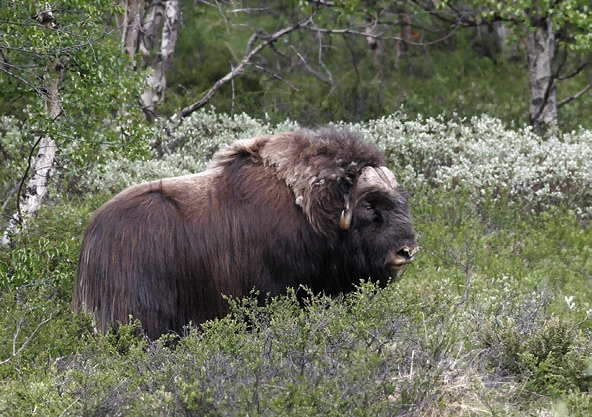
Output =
[{"x1": 0, "y1": 1, "x2": 591, "y2": 415}]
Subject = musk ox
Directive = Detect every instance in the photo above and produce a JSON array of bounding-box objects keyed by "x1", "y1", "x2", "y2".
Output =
[{"x1": 74, "y1": 128, "x2": 418, "y2": 339}]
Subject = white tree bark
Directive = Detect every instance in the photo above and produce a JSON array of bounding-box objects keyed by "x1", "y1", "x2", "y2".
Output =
[
  {"x1": 118, "y1": 0, "x2": 143, "y2": 56},
  {"x1": 139, "y1": 0, "x2": 180, "y2": 120},
  {"x1": 118, "y1": 0, "x2": 180, "y2": 121},
  {"x1": 525, "y1": 17, "x2": 557, "y2": 134},
  {"x1": 1, "y1": 137, "x2": 57, "y2": 246},
  {"x1": 2, "y1": 60, "x2": 62, "y2": 246}
]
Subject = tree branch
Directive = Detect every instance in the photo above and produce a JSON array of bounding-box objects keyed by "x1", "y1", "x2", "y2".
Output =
[
  {"x1": 557, "y1": 60, "x2": 591, "y2": 81},
  {"x1": 175, "y1": 15, "x2": 314, "y2": 121},
  {"x1": 0, "y1": 313, "x2": 53, "y2": 366},
  {"x1": 306, "y1": 0, "x2": 335, "y2": 7},
  {"x1": 1, "y1": 183, "x2": 19, "y2": 214},
  {"x1": 558, "y1": 83, "x2": 592, "y2": 107},
  {"x1": 303, "y1": 21, "x2": 461, "y2": 47},
  {"x1": 289, "y1": 46, "x2": 332, "y2": 84},
  {"x1": 0, "y1": 65, "x2": 45, "y2": 97},
  {"x1": 252, "y1": 64, "x2": 300, "y2": 92}
]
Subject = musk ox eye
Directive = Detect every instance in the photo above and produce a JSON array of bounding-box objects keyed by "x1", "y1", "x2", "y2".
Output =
[{"x1": 360, "y1": 203, "x2": 380, "y2": 223}]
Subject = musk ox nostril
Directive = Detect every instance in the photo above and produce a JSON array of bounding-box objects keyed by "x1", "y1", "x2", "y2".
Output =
[
  {"x1": 397, "y1": 244, "x2": 418, "y2": 259},
  {"x1": 397, "y1": 247, "x2": 411, "y2": 260},
  {"x1": 387, "y1": 244, "x2": 419, "y2": 268}
]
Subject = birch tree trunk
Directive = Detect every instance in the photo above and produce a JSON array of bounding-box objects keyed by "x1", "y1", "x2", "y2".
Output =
[
  {"x1": 118, "y1": 0, "x2": 143, "y2": 56},
  {"x1": 525, "y1": 17, "x2": 557, "y2": 134},
  {"x1": 1, "y1": 60, "x2": 62, "y2": 246},
  {"x1": 118, "y1": 0, "x2": 180, "y2": 121}
]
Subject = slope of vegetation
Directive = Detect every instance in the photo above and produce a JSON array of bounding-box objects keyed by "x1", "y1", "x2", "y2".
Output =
[{"x1": 1, "y1": 111, "x2": 590, "y2": 416}]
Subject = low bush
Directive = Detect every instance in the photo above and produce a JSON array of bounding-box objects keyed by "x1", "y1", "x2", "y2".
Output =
[
  {"x1": 1, "y1": 273, "x2": 589, "y2": 416},
  {"x1": 357, "y1": 114, "x2": 592, "y2": 217}
]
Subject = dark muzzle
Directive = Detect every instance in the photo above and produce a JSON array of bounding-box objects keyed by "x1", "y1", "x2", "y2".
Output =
[{"x1": 385, "y1": 243, "x2": 419, "y2": 272}]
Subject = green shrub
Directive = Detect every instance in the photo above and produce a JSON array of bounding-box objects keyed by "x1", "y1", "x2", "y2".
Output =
[{"x1": 482, "y1": 316, "x2": 592, "y2": 396}]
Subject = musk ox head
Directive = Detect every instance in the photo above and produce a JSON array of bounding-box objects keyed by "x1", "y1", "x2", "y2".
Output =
[
  {"x1": 214, "y1": 127, "x2": 419, "y2": 287},
  {"x1": 74, "y1": 127, "x2": 418, "y2": 339},
  {"x1": 339, "y1": 164, "x2": 418, "y2": 285}
]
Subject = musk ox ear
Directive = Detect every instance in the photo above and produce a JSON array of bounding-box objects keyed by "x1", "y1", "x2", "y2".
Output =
[
  {"x1": 338, "y1": 164, "x2": 362, "y2": 231},
  {"x1": 299, "y1": 172, "x2": 353, "y2": 238},
  {"x1": 258, "y1": 129, "x2": 389, "y2": 239}
]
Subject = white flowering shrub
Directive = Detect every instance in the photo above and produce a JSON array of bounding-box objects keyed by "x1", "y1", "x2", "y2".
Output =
[
  {"x1": 350, "y1": 114, "x2": 592, "y2": 216},
  {"x1": 83, "y1": 109, "x2": 299, "y2": 192},
  {"x1": 83, "y1": 110, "x2": 591, "y2": 216},
  {"x1": 157, "y1": 109, "x2": 299, "y2": 157}
]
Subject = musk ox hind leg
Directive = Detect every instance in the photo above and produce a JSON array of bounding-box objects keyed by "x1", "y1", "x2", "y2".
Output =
[{"x1": 74, "y1": 189, "x2": 193, "y2": 340}]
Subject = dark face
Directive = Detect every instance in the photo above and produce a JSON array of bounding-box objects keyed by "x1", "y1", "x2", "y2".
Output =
[{"x1": 347, "y1": 188, "x2": 418, "y2": 284}]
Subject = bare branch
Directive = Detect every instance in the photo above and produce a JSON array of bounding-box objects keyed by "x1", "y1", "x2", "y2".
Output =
[
  {"x1": 1, "y1": 184, "x2": 19, "y2": 214},
  {"x1": 557, "y1": 60, "x2": 591, "y2": 81},
  {"x1": 305, "y1": 24, "x2": 392, "y2": 40},
  {"x1": 0, "y1": 314, "x2": 53, "y2": 366},
  {"x1": 245, "y1": 32, "x2": 259, "y2": 54},
  {"x1": 558, "y1": 83, "x2": 592, "y2": 107},
  {"x1": 230, "y1": 60, "x2": 236, "y2": 116},
  {"x1": 290, "y1": 46, "x2": 332, "y2": 84},
  {"x1": 411, "y1": 0, "x2": 522, "y2": 27},
  {"x1": 303, "y1": 20, "x2": 461, "y2": 47},
  {"x1": 0, "y1": 65, "x2": 45, "y2": 97},
  {"x1": 269, "y1": 42, "x2": 291, "y2": 61},
  {"x1": 315, "y1": 28, "x2": 333, "y2": 85},
  {"x1": 306, "y1": 0, "x2": 336, "y2": 7},
  {"x1": 378, "y1": 13, "x2": 461, "y2": 36},
  {"x1": 252, "y1": 64, "x2": 300, "y2": 92},
  {"x1": 175, "y1": 15, "x2": 314, "y2": 121}
]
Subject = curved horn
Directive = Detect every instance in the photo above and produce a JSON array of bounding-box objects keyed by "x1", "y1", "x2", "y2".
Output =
[
  {"x1": 340, "y1": 199, "x2": 353, "y2": 230},
  {"x1": 339, "y1": 167, "x2": 397, "y2": 230},
  {"x1": 355, "y1": 166, "x2": 398, "y2": 194}
]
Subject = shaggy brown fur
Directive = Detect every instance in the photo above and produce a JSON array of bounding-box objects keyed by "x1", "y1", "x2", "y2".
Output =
[{"x1": 74, "y1": 128, "x2": 417, "y2": 339}]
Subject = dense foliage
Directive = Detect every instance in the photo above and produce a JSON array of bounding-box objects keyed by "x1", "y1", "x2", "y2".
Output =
[
  {"x1": 1, "y1": 111, "x2": 591, "y2": 416},
  {"x1": 0, "y1": 0, "x2": 149, "y2": 222}
]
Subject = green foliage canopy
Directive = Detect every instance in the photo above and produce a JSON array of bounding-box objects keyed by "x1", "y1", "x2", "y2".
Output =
[
  {"x1": 450, "y1": 0, "x2": 592, "y2": 52},
  {"x1": 0, "y1": 0, "x2": 151, "y2": 214}
]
